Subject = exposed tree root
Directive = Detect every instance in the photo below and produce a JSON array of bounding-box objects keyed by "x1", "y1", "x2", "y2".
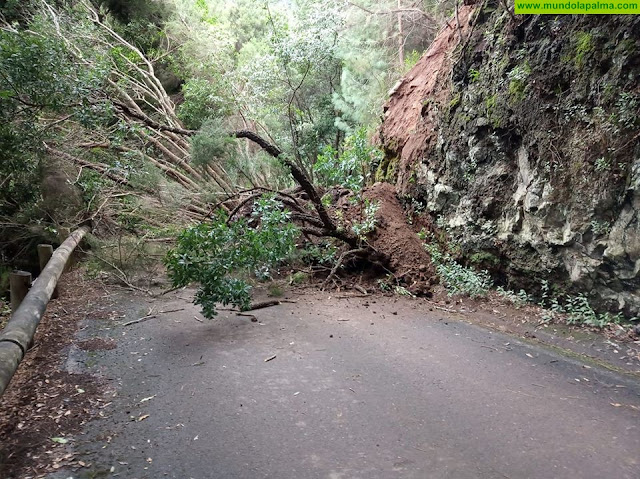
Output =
[{"x1": 321, "y1": 248, "x2": 367, "y2": 290}]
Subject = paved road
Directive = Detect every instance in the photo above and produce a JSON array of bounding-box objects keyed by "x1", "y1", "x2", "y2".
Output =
[{"x1": 55, "y1": 291, "x2": 640, "y2": 479}]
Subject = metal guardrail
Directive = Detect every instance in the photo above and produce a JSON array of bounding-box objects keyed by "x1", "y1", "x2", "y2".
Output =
[{"x1": 0, "y1": 225, "x2": 91, "y2": 397}]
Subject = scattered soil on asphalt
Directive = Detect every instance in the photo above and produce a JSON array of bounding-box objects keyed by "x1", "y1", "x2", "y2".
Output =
[
  {"x1": 0, "y1": 270, "x2": 119, "y2": 479},
  {"x1": 76, "y1": 338, "x2": 117, "y2": 351}
]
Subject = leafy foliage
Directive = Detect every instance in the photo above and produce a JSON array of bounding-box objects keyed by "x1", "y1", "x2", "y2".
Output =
[
  {"x1": 165, "y1": 196, "x2": 299, "y2": 318},
  {"x1": 0, "y1": 0, "x2": 452, "y2": 296},
  {"x1": 313, "y1": 128, "x2": 382, "y2": 191},
  {"x1": 298, "y1": 241, "x2": 338, "y2": 265},
  {"x1": 351, "y1": 199, "x2": 380, "y2": 240},
  {"x1": 539, "y1": 285, "x2": 624, "y2": 328},
  {"x1": 177, "y1": 77, "x2": 231, "y2": 129},
  {"x1": 189, "y1": 119, "x2": 234, "y2": 167},
  {"x1": 496, "y1": 287, "x2": 531, "y2": 308},
  {"x1": 0, "y1": 22, "x2": 109, "y2": 220},
  {"x1": 424, "y1": 243, "x2": 493, "y2": 298}
]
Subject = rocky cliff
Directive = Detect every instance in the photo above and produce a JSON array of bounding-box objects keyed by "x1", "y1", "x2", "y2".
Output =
[{"x1": 378, "y1": 3, "x2": 640, "y2": 316}]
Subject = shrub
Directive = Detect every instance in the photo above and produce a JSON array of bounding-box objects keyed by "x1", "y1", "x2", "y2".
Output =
[
  {"x1": 189, "y1": 118, "x2": 235, "y2": 167},
  {"x1": 177, "y1": 77, "x2": 231, "y2": 130},
  {"x1": 313, "y1": 127, "x2": 382, "y2": 192},
  {"x1": 539, "y1": 285, "x2": 624, "y2": 328},
  {"x1": 496, "y1": 287, "x2": 530, "y2": 308},
  {"x1": 424, "y1": 243, "x2": 493, "y2": 298},
  {"x1": 165, "y1": 195, "x2": 299, "y2": 317}
]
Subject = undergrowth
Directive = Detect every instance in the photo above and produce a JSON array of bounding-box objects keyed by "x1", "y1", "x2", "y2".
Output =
[
  {"x1": 496, "y1": 287, "x2": 531, "y2": 308},
  {"x1": 420, "y1": 234, "x2": 492, "y2": 298},
  {"x1": 537, "y1": 279, "x2": 625, "y2": 328},
  {"x1": 491, "y1": 277, "x2": 628, "y2": 328},
  {"x1": 419, "y1": 231, "x2": 629, "y2": 329}
]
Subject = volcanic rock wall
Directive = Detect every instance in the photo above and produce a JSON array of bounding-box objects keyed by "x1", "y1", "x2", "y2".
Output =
[{"x1": 379, "y1": 3, "x2": 640, "y2": 316}]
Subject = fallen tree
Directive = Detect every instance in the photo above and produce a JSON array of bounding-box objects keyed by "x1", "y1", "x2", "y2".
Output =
[
  {"x1": 165, "y1": 127, "x2": 437, "y2": 318},
  {"x1": 9, "y1": 1, "x2": 436, "y2": 316}
]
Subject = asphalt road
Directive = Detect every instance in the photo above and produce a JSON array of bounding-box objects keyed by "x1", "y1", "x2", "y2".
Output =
[{"x1": 53, "y1": 291, "x2": 640, "y2": 479}]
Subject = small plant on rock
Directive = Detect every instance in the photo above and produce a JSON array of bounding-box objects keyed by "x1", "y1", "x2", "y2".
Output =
[{"x1": 424, "y1": 243, "x2": 493, "y2": 298}]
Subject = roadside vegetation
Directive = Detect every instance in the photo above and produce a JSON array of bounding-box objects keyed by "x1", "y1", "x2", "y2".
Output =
[
  {"x1": 0, "y1": 0, "x2": 453, "y2": 303},
  {"x1": 1, "y1": 1, "x2": 637, "y2": 334},
  {"x1": 416, "y1": 228, "x2": 633, "y2": 330}
]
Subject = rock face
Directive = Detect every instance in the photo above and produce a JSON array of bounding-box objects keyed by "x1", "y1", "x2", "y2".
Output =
[{"x1": 378, "y1": 2, "x2": 640, "y2": 316}]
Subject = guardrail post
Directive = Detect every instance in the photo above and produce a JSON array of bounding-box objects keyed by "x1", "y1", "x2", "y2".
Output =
[
  {"x1": 9, "y1": 271, "x2": 31, "y2": 312},
  {"x1": 37, "y1": 244, "x2": 58, "y2": 299}
]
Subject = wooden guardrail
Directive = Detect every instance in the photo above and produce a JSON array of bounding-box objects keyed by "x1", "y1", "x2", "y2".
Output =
[{"x1": 0, "y1": 225, "x2": 91, "y2": 397}]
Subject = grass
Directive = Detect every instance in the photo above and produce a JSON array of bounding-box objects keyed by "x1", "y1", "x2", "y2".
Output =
[{"x1": 267, "y1": 283, "x2": 284, "y2": 297}]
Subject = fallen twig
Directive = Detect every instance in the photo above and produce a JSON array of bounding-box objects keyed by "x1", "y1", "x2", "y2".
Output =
[
  {"x1": 236, "y1": 313, "x2": 258, "y2": 322},
  {"x1": 480, "y1": 345, "x2": 499, "y2": 352},
  {"x1": 353, "y1": 285, "x2": 368, "y2": 295},
  {"x1": 122, "y1": 314, "x2": 157, "y2": 327},
  {"x1": 425, "y1": 300, "x2": 458, "y2": 313},
  {"x1": 82, "y1": 250, "x2": 153, "y2": 296},
  {"x1": 157, "y1": 286, "x2": 181, "y2": 296},
  {"x1": 242, "y1": 299, "x2": 296, "y2": 311}
]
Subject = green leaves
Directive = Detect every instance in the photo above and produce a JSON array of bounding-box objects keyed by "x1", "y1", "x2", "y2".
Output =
[
  {"x1": 177, "y1": 77, "x2": 231, "y2": 130},
  {"x1": 0, "y1": 29, "x2": 74, "y2": 113},
  {"x1": 424, "y1": 243, "x2": 493, "y2": 298},
  {"x1": 189, "y1": 118, "x2": 234, "y2": 166},
  {"x1": 351, "y1": 199, "x2": 380, "y2": 240},
  {"x1": 313, "y1": 128, "x2": 382, "y2": 192},
  {"x1": 0, "y1": 21, "x2": 111, "y2": 220},
  {"x1": 165, "y1": 196, "x2": 299, "y2": 318}
]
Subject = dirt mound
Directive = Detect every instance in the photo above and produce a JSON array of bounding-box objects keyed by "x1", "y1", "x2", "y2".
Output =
[{"x1": 363, "y1": 182, "x2": 436, "y2": 295}]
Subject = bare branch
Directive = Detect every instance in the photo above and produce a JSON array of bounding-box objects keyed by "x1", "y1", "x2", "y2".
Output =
[{"x1": 346, "y1": 1, "x2": 435, "y2": 21}]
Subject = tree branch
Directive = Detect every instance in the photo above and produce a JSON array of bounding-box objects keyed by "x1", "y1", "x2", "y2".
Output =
[
  {"x1": 113, "y1": 100, "x2": 196, "y2": 136},
  {"x1": 346, "y1": 1, "x2": 435, "y2": 21},
  {"x1": 233, "y1": 131, "x2": 341, "y2": 234}
]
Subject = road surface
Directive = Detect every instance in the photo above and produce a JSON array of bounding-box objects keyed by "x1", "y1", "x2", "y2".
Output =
[{"x1": 50, "y1": 290, "x2": 640, "y2": 479}]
